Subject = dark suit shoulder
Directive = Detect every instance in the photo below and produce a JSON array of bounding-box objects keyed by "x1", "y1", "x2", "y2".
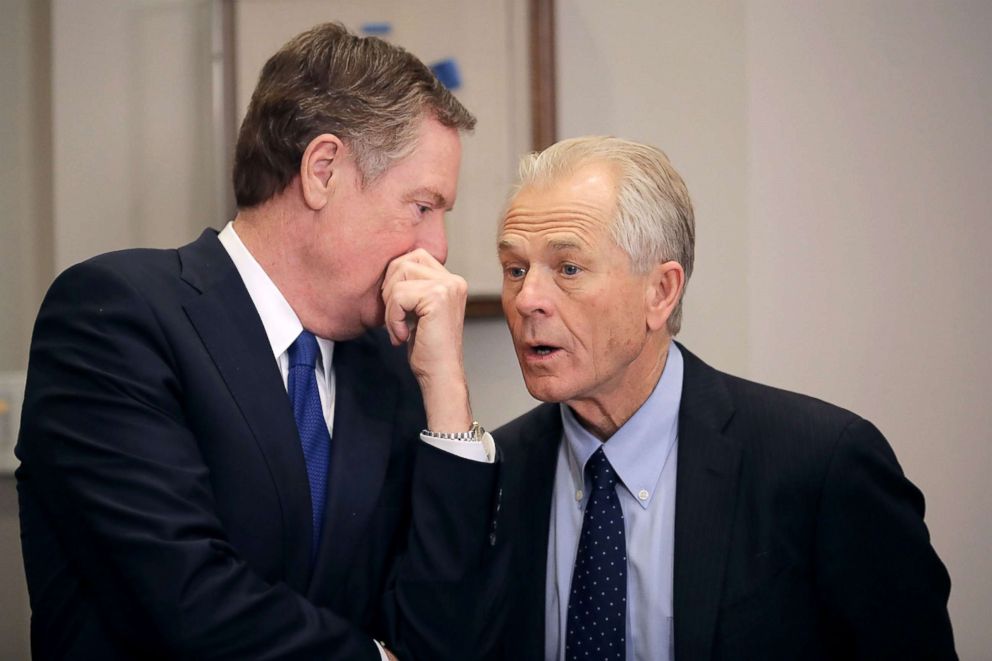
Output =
[
  {"x1": 722, "y1": 371, "x2": 862, "y2": 434},
  {"x1": 75, "y1": 245, "x2": 184, "y2": 285},
  {"x1": 678, "y1": 344, "x2": 875, "y2": 485},
  {"x1": 40, "y1": 246, "x2": 195, "y2": 328}
]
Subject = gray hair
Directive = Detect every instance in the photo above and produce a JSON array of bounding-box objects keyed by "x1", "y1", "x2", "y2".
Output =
[{"x1": 513, "y1": 136, "x2": 695, "y2": 335}]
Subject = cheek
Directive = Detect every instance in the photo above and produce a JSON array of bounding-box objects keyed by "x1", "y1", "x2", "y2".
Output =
[{"x1": 596, "y1": 301, "x2": 645, "y2": 359}]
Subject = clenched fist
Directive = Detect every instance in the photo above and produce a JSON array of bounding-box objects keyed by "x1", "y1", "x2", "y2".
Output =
[{"x1": 381, "y1": 249, "x2": 472, "y2": 432}]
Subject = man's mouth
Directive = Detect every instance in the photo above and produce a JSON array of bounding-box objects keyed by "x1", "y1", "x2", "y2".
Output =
[{"x1": 526, "y1": 344, "x2": 562, "y2": 360}]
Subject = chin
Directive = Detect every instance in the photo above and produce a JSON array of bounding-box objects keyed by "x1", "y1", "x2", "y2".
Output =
[{"x1": 522, "y1": 375, "x2": 570, "y2": 404}]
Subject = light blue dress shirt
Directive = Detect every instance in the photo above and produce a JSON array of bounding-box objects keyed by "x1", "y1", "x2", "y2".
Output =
[{"x1": 545, "y1": 342, "x2": 683, "y2": 661}]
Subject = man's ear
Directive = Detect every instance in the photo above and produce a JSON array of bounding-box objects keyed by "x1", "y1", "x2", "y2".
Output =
[
  {"x1": 645, "y1": 261, "x2": 685, "y2": 332},
  {"x1": 300, "y1": 133, "x2": 344, "y2": 211}
]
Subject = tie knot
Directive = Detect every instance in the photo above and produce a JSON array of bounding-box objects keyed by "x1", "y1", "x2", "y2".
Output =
[
  {"x1": 288, "y1": 330, "x2": 320, "y2": 369},
  {"x1": 585, "y1": 446, "x2": 619, "y2": 492}
]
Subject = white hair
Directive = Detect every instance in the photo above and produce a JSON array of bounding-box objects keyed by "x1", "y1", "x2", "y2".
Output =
[{"x1": 513, "y1": 136, "x2": 695, "y2": 335}]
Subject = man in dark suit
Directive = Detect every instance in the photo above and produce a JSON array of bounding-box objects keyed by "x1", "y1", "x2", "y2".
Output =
[
  {"x1": 17, "y1": 23, "x2": 500, "y2": 660},
  {"x1": 492, "y1": 136, "x2": 956, "y2": 659}
]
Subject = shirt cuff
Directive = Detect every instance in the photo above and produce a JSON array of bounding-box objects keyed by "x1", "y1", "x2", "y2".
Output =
[
  {"x1": 419, "y1": 431, "x2": 495, "y2": 463},
  {"x1": 373, "y1": 639, "x2": 389, "y2": 661}
]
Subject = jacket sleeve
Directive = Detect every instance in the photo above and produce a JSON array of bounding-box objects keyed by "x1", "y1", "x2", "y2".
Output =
[
  {"x1": 383, "y1": 442, "x2": 507, "y2": 660},
  {"x1": 17, "y1": 261, "x2": 380, "y2": 660},
  {"x1": 815, "y1": 417, "x2": 957, "y2": 660}
]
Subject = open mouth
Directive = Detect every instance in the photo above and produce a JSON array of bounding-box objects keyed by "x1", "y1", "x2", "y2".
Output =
[{"x1": 526, "y1": 344, "x2": 561, "y2": 359}]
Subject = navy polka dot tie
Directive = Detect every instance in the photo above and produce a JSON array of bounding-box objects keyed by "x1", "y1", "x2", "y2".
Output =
[
  {"x1": 566, "y1": 447, "x2": 627, "y2": 661},
  {"x1": 287, "y1": 330, "x2": 331, "y2": 560}
]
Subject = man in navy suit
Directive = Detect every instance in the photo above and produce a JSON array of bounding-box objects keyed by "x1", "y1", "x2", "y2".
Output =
[
  {"x1": 492, "y1": 136, "x2": 956, "y2": 659},
  {"x1": 17, "y1": 23, "x2": 499, "y2": 660}
]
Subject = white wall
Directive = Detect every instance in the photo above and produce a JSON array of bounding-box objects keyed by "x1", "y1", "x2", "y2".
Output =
[
  {"x1": 0, "y1": 0, "x2": 52, "y2": 373},
  {"x1": 0, "y1": 0, "x2": 48, "y2": 657},
  {"x1": 52, "y1": 0, "x2": 220, "y2": 272}
]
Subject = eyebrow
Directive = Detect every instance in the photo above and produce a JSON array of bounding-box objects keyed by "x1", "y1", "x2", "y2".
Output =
[
  {"x1": 497, "y1": 237, "x2": 588, "y2": 254},
  {"x1": 547, "y1": 239, "x2": 584, "y2": 252},
  {"x1": 410, "y1": 188, "x2": 452, "y2": 211}
]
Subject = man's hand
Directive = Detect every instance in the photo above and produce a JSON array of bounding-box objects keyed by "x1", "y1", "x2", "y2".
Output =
[{"x1": 382, "y1": 249, "x2": 472, "y2": 432}]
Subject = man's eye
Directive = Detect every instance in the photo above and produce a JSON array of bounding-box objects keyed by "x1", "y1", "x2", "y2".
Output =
[
  {"x1": 416, "y1": 204, "x2": 432, "y2": 215},
  {"x1": 505, "y1": 266, "x2": 527, "y2": 279},
  {"x1": 561, "y1": 263, "x2": 581, "y2": 276}
]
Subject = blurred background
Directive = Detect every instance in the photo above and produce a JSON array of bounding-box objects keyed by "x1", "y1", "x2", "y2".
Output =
[{"x1": 2, "y1": 1, "x2": 990, "y2": 658}]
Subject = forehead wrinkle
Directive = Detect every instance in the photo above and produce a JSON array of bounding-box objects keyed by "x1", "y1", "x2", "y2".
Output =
[
  {"x1": 504, "y1": 200, "x2": 607, "y2": 221},
  {"x1": 501, "y1": 214, "x2": 602, "y2": 247},
  {"x1": 501, "y1": 209, "x2": 606, "y2": 235}
]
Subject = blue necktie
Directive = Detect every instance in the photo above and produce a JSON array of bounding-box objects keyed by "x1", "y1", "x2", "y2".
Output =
[
  {"x1": 287, "y1": 330, "x2": 331, "y2": 559},
  {"x1": 566, "y1": 447, "x2": 627, "y2": 661}
]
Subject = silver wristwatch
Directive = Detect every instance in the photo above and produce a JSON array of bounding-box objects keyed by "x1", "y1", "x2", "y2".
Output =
[{"x1": 421, "y1": 420, "x2": 485, "y2": 441}]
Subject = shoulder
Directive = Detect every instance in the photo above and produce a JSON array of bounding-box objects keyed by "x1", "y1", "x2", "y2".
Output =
[
  {"x1": 682, "y1": 344, "x2": 861, "y2": 433},
  {"x1": 47, "y1": 229, "x2": 227, "y2": 304},
  {"x1": 72, "y1": 245, "x2": 182, "y2": 284},
  {"x1": 724, "y1": 372, "x2": 861, "y2": 435},
  {"x1": 43, "y1": 247, "x2": 187, "y2": 319},
  {"x1": 679, "y1": 343, "x2": 872, "y2": 469},
  {"x1": 36, "y1": 247, "x2": 186, "y2": 338}
]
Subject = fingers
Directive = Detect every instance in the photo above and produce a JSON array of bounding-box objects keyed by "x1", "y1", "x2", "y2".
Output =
[
  {"x1": 384, "y1": 279, "x2": 466, "y2": 338},
  {"x1": 384, "y1": 294, "x2": 412, "y2": 346},
  {"x1": 382, "y1": 247, "x2": 467, "y2": 403},
  {"x1": 381, "y1": 260, "x2": 441, "y2": 307},
  {"x1": 382, "y1": 251, "x2": 465, "y2": 332},
  {"x1": 382, "y1": 248, "x2": 445, "y2": 291},
  {"x1": 383, "y1": 250, "x2": 446, "y2": 346},
  {"x1": 382, "y1": 251, "x2": 470, "y2": 416}
]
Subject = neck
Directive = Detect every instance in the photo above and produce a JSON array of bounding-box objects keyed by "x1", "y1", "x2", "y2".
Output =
[
  {"x1": 233, "y1": 197, "x2": 352, "y2": 339},
  {"x1": 568, "y1": 337, "x2": 671, "y2": 441}
]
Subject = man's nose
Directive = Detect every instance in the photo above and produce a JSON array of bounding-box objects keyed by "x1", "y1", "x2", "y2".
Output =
[
  {"x1": 513, "y1": 269, "x2": 552, "y2": 317},
  {"x1": 417, "y1": 217, "x2": 448, "y2": 264}
]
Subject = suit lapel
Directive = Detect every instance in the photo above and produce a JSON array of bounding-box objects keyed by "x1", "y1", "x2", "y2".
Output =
[
  {"x1": 505, "y1": 403, "x2": 561, "y2": 656},
  {"x1": 672, "y1": 344, "x2": 741, "y2": 661},
  {"x1": 178, "y1": 230, "x2": 313, "y2": 591},
  {"x1": 306, "y1": 335, "x2": 397, "y2": 602}
]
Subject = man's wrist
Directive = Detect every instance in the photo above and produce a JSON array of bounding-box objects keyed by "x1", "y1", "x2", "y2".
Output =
[{"x1": 419, "y1": 375, "x2": 472, "y2": 432}]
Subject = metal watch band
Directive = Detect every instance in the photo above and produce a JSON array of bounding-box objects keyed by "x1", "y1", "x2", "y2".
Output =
[{"x1": 421, "y1": 420, "x2": 484, "y2": 441}]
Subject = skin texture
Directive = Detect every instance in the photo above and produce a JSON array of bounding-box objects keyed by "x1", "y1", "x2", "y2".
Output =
[
  {"x1": 234, "y1": 116, "x2": 472, "y2": 432},
  {"x1": 498, "y1": 162, "x2": 684, "y2": 439}
]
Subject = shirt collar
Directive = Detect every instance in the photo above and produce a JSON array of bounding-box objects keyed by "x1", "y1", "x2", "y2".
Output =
[
  {"x1": 217, "y1": 221, "x2": 333, "y2": 367},
  {"x1": 560, "y1": 341, "x2": 683, "y2": 509}
]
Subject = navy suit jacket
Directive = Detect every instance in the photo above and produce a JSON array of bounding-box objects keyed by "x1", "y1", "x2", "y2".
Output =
[
  {"x1": 491, "y1": 344, "x2": 956, "y2": 660},
  {"x1": 17, "y1": 229, "x2": 501, "y2": 660}
]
